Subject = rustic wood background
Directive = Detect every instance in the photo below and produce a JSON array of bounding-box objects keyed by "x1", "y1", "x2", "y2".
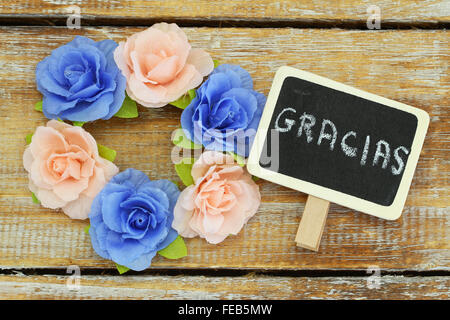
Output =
[{"x1": 0, "y1": 0, "x2": 448, "y2": 300}]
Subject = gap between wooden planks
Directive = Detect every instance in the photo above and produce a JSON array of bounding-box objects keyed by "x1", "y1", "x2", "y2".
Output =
[
  {"x1": 2, "y1": 0, "x2": 449, "y2": 25},
  {"x1": 0, "y1": 27, "x2": 448, "y2": 271},
  {"x1": 0, "y1": 274, "x2": 448, "y2": 299}
]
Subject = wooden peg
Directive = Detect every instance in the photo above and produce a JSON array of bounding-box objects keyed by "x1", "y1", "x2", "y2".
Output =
[{"x1": 295, "y1": 195, "x2": 330, "y2": 251}]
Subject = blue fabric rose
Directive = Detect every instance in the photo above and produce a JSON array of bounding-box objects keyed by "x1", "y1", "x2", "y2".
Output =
[
  {"x1": 89, "y1": 168, "x2": 180, "y2": 271},
  {"x1": 36, "y1": 36, "x2": 126, "y2": 122},
  {"x1": 180, "y1": 64, "x2": 266, "y2": 157}
]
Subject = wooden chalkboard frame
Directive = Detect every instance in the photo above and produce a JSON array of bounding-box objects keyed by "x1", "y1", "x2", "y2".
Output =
[{"x1": 248, "y1": 66, "x2": 429, "y2": 220}]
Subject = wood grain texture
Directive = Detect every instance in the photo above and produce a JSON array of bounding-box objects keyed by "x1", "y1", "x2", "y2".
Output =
[
  {"x1": 0, "y1": 273, "x2": 448, "y2": 299},
  {"x1": 2, "y1": 0, "x2": 449, "y2": 23},
  {"x1": 0, "y1": 27, "x2": 448, "y2": 271}
]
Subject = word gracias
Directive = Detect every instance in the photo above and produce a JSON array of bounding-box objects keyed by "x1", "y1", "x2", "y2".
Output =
[{"x1": 274, "y1": 108, "x2": 410, "y2": 176}]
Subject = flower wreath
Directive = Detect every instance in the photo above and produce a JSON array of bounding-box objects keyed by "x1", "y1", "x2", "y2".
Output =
[{"x1": 23, "y1": 23, "x2": 265, "y2": 273}]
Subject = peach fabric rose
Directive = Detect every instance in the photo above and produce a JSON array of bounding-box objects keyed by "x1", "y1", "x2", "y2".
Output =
[
  {"x1": 173, "y1": 151, "x2": 261, "y2": 244},
  {"x1": 23, "y1": 120, "x2": 119, "y2": 219},
  {"x1": 114, "y1": 23, "x2": 214, "y2": 108}
]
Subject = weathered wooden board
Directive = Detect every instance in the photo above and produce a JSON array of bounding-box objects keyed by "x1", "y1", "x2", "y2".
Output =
[
  {"x1": 0, "y1": 273, "x2": 448, "y2": 299},
  {"x1": 2, "y1": 0, "x2": 450, "y2": 24},
  {"x1": 0, "y1": 27, "x2": 448, "y2": 271}
]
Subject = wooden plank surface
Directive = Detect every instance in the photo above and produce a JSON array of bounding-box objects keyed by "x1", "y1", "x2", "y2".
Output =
[
  {"x1": 0, "y1": 273, "x2": 448, "y2": 299},
  {"x1": 2, "y1": 0, "x2": 449, "y2": 24},
  {"x1": 0, "y1": 27, "x2": 448, "y2": 272}
]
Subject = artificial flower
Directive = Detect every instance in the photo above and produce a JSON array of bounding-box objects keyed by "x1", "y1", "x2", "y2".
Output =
[
  {"x1": 180, "y1": 64, "x2": 266, "y2": 157},
  {"x1": 36, "y1": 36, "x2": 127, "y2": 122},
  {"x1": 114, "y1": 22, "x2": 214, "y2": 108},
  {"x1": 23, "y1": 120, "x2": 118, "y2": 219},
  {"x1": 173, "y1": 151, "x2": 260, "y2": 244},
  {"x1": 89, "y1": 168, "x2": 180, "y2": 271}
]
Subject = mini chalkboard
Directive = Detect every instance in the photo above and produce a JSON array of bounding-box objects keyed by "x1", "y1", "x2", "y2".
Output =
[{"x1": 247, "y1": 66, "x2": 429, "y2": 251}]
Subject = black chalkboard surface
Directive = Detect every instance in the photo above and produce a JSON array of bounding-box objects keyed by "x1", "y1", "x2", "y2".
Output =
[
  {"x1": 261, "y1": 76, "x2": 417, "y2": 206},
  {"x1": 248, "y1": 67, "x2": 429, "y2": 220}
]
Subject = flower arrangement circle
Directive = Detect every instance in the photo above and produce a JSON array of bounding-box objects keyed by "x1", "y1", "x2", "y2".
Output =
[
  {"x1": 24, "y1": 23, "x2": 265, "y2": 273},
  {"x1": 36, "y1": 36, "x2": 127, "y2": 122},
  {"x1": 114, "y1": 23, "x2": 214, "y2": 108},
  {"x1": 23, "y1": 120, "x2": 118, "y2": 219},
  {"x1": 89, "y1": 168, "x2": 180, "y2": 271}
]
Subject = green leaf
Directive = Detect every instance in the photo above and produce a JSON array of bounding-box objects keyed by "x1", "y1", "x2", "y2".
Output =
[
  {"x1": 158, "y1": 236, "x2": 187, "y2": 259},
  {"x1": 72, "y1": 121, "x2": 85, "y2": 127},
  {"x1": 252, "y1": 175, "x2": 260, "y2": 182},
  {"x1": 31, "y1": 192, "x2": 40, "y2": 204},
  {"x1": 227, "y1": 151, "x2": 246, "y2": 167},
  {"x1": 97, "y1": 144, "x2": 117, "y2": 162},
  {"x1": 169, "y1": 89, "x2": 196, "y2": 110},
  {"x1": 175, "y1": 158, "x2": 195, "y2": 186},
  {"x1": 172, "y1": 128, "x2": 202, "y2": 150},
  {"x1": 84, "y1": 225, "x2": 90, "y2": 235},
  {"x1": 25, "y1": 133, "x2": 33, "y2": 145},
  {"x1": 35, "y1": 101, "x2": 43, "y2": 112},
  {"x1": 115, "y1": 263, "x2": 130, "y2": 275},
  {"x1": 213, "y1": 59, "x2": 220, "y2": 68},
  {"x1": 187, "y1": 89, "x2": 196, "y2": 100},
  {"x1": 114, "y1": 94, "x2": 138, "y2": 118}
]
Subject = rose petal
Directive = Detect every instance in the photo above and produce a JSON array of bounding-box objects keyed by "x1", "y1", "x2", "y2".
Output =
[
  {"x1": 127, "y1": 72, "x2": 168, "y2": 104},
  {"x1": 152, "y1": 22, "x2": 188, "y2": 43},
  {"x1": 202, "y1": 212, "x2": 224, "y2": 234},
  {"x1": 105, "y1": 231, "x2": 147, "y2": 267},
  {"x1": 130, "y1": 50, "x2": 155, "y2": 84},
  {"x1": 187, "y1": 48, "x2": 214, "y2": 77},
  {"x1": 62, "y1": 194, "x2": 93, "y2": 220},
  {"x1": 53, "y1": 177, "x2": 89, "y2": 202},
  {"x1": 172, "y1": 187, "x2": 198, "y2": 238},
  {"x1": 216, "y1": 165, "x2": 244, "y2": 181},
  {"x1": 191, "y1": 151, "x2": 235, "y2": 181},
  {"x1": 46, "y1": 119, "x2": 73, "y2": 133},
  {"x1": 123, "y1": 34, "x2": 138, "y2": 72},
  {"x1": 81, "y1": 157, "x2": 95, "y2": 178},
  {"x1": 151, "y1": 23, "x2": 190, "y2": 74},
  {"x1": 146, "y1": 55, "x2": 180, "y2": 84},
  {"x1": 23, "y1": 147, "x2": 34, "y2": 172},
  {"x1": 163, "y1": 64, "x2": 203, "y2": 102},
  {"x1": 37, "y1": 188, "x2": 67, "y2": 209},
  {"x1": 125, "y1": 87, "x2": 167, "y2": 108},
  {"x1": 205, "y1": 187, "x2": 224, "y2": 208},
  {"x1": 101, "y1": 191, "x2": 130, "y2": 233},
  {"x1": 188, "y1": 209, "x2": 205, "y2": 236},
  {"x1": 204, "y1": 232, "x2": 227, "y2": 245},
  {"x1": 30, "y1": 156, "x2": 53, "y2": 189},
  {"x1": 82, "y1": 166, "x2": 106, "y2": 198},
  {"x1": 62, "y1": 127, "x2": 98, "y2": 157},
  {"x1": 66, "y1": 157, "x2": 81, "y2": 180},
  {"x1": 30, "y1": 126, "x2": 68, "y2": 159},
  {"x1": 113, "y1": 41, "x2": 131, "y2": 79},
  {"x1": 95, "y1": 156, "x2": 119, "y2": 181}
]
